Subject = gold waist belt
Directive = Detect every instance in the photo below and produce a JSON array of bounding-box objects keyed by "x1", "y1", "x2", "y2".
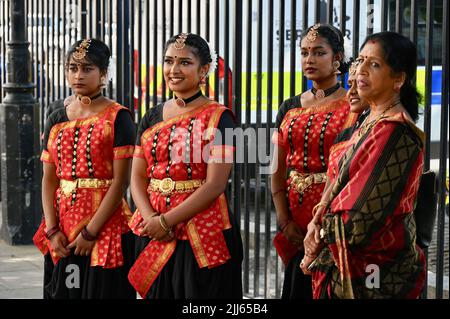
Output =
[
  {"x1": 60, "y1": 178, "x2": 113, "y2": 196},
  {"x1": 149, "y1": 177, "x2": 205, "y2": 195},
  {"x1": 288, "y1": 171, "x2": 328, "y2": 195}
]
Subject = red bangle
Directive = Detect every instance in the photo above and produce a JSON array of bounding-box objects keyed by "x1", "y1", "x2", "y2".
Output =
[
  {"x1": 81, "y1": 226, "x2": 97, "y2": 241},
  {"x1": 45, "y1": 225, "x2": 60, "y2": 240}
]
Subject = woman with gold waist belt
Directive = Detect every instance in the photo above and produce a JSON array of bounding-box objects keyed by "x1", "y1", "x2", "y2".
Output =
[
  {"x1": 128, "y1": 33, "x2": 243, "y2": 299},
  {"x1": 271, "y1": 24, "x2": 357, "y2": 299},
  {"x1": 33, "y1": 39, "x2": 136, "y2": 298}
]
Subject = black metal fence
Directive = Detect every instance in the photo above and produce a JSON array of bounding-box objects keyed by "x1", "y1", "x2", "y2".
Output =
[{"x1": 0, "y1": 0, "x2": 448, "y2": 299}]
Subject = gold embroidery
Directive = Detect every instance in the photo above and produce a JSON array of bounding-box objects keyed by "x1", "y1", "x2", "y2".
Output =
[{"x1": 113, "y1": 146, "x2": 135, "y2": 159}]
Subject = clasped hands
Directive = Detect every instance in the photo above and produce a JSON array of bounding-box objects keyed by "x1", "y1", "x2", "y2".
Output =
[
  {"x1": 137, "y1": 213, "x2": 175, "y2": 242},
  {"x1": 299, "y1": 214, "x2": 325, "y2": 275}
]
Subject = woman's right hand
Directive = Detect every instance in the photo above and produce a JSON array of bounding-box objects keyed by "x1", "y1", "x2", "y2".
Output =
[
  {"x1": 303, "y1": 218, "x2": 324, "y2": 258},
  {"x1": 50, "y1": 232, "x2": 70, "y2": 258},
  {"x1": 282, "y1": 222, "x2": 304, "y2": 246}
]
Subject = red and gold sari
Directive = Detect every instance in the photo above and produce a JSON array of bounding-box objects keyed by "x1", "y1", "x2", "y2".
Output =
[
  {"x1": 128, "y1": 102, "x2": 237, "y2": 298},
  {"x1": 33, "y1": 103, "x2": 134, "y2": 269},
  {"x1": 312, "y1": 113, "x2": 426, "y2": 299},
  {"x1": 272, "y1": 97, "x2": 357, "y2": 265}
]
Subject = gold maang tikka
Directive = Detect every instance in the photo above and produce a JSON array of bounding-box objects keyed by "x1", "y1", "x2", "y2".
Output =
[
  {"x1": 72, "y1": 39, "x2": 92, "y2": 61},
  {"x1": 173, "y1": 33, "x2": 189, "y2": 50},
  {"x1": 306, "y1": 24, "x2": 320, "y2": 42}
]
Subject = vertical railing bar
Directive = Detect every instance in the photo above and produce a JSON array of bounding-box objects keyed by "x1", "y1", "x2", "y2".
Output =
[
  {"x1": 243, "y1": 0, "x2": 252, "y2": 296},
  {"x1": 275, "y1": 0, "x2": 285, "y2": 298},
  {"x1": 289, "y1": 0, "x2": 296, "y2": 97},
  {"x1": 162, "y1": 0, "x2": 167, "y2": 103},
  {"x1": 438, "y1": 0, "x2": 449, "y2": 294},
  {"x1": 380, "y1": 0, "x2": 388, "y2": 31},
  {"x1": 152, "y1": 0, "x2": 158, "y2": 107},
  {"x1": 327, "y1": 0, "x2": 333, "y2": 24},
  {"x1": 352, "y1": 0, "x2": 360, "y2": 59},
  {"x1": 254, "y1": 0, "x2": 263, "y2": 297},
  {"x1": 339, "y1": 0, "x2": 346, "y2": 86},
  {"x1": 409, "y1": 0, "x2": 418, "y2": 43},
  {"x1": 50, "y1": 0, "x2": 55, "y2": 103},
  {"x1": 214, "y1": 0, "x2": 219, "y2": 102},
  {"x1": 196, "y1": 0, "x2": 200, "y2": 34},
  {"x1": 145, "y1": 0, "x2": 150, "y2": 109},
  {"x1": 314, "y1": 0, "x2": 320, "y2": 23},
  {"x1": 55, "y1": 0, "x2": 60, "y2": 100},
  {"x1": 187, "y1": 0, "x2": 191, "y2": 33},
  {"x1": 224, "y1": 0, "x2": 230, "y2": 107},
  {"x1": 178, "y1": 0, "x2": 183, "y2": 33},
  {"x1": 137, "y1": 0, "x2": 142, "y2": 119},
  {"x1": 264, "y1": 0, "x2": 274, "y2": 299},
  {"x1": 366, "y1": 0, "x2": 374, "y2": 36},
  {"x1": 231, "y1": 0, "x2": 243, "y2": 299},
  {"x1": 205, "y1": 0, "x2": 210, "y2": 97},
  {"x1": 129, "y1": 0, "x2": 134, "y2": 111},
  {"x1": 45, "y1": 0, "x2": 50, "y2": 110},
  {"x1": 108, "y1": 0, "x2": 113, "y2": 98},
  {"x1": 301, "y1": 0, "x2": 308, "y2": 92},
  {"x1": 395, "y1": 0, "x2": 403, "y2": 34}
]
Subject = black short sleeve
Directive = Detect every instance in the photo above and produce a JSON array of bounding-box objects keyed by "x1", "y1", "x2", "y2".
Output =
[
  {"x1": 213, "y1": 109, "x2": 236, "y2": 146},
  {"x1": 114, "y1": 109, "x2": 137, "y2": 147},
  {"x1": 275, "y1": 95, "x2": 301, "y2": 129},
  {"x1": 42, "y1": 108, "x2": 68, "y2": 151},
  {"x1": 135, "y1": 104, "x2": 164, "y2": 146}
]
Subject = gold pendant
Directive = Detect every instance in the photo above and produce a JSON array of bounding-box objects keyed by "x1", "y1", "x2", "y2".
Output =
[
  {"x1": 175, "y1": 98, "x2": 186, "y2": 107},
  {"x1": 315, "y1": 89, "x2": 325, "y2": 99}
]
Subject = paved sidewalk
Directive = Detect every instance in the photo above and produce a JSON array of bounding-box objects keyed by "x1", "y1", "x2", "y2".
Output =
[{"x1": 0, "y1": 240, "x2": 43, "y2": 299}]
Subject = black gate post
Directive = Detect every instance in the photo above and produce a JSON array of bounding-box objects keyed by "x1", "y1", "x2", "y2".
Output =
[{"x1": 0, "y1": 0, "x2": 41, "y2": 244}]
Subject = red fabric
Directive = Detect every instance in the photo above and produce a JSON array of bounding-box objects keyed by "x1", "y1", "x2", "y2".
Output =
[
  {"x1": 33, "y1": 103, "x2": 133, "y2": 268},
  {"x1": 128, "y1": 103, "x2": 235, "y2": 298},
  {"x1": 273, "y1": 98, "x2": 356, "y2": 265},
  {"x1": 312, "y1": 114, "x2": 426, "y2": 299}
]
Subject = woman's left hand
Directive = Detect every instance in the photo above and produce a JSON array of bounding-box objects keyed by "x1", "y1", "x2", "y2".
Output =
[
  {"x1": 66, "y1": 233, "x2": 96, "y2": 256},
  {"x1": 140, "y1": 215, "x2": 174, "y2": 241},
  {"x1": 299, "y1": 253, "x2": 316, "y2": 275}
]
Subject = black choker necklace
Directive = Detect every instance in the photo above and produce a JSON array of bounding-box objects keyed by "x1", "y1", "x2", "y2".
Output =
[
  {"x1": 77, "y1": 92, "x2": 102, "y2": 105},
  {"x1": 311, "y1": 83, "x2": 341, "y2": 99},
  {"x1": 174, "y1": 91, "x2": 203, "y2": 107}
]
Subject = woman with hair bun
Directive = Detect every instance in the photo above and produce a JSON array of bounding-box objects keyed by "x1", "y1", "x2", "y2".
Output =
[
  {"x1": 33, "y1": 38, "x2": 136, "y2": 299},
  {"x1": 128, "y1": 33, "x2": 243, "y2": 299},
  {"x1": 301, "y1": 31, "x2": 426, "y2": 299},
  {"x1": 271, "y1": 23, "x2": 357, "y2": 299}
]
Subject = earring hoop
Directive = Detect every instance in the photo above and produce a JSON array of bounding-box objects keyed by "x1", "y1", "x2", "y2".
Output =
[{"x1": 333, "y1": 61, "x2": 341, "y2": 75}]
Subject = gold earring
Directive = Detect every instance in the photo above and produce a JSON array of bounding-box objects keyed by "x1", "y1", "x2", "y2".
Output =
[
  {"x1": 333, "y1": 61, "x2": 341, "y2": 75},
  {"x1": 199, "y1": 76, "x2": 206, "y2": 90},
  {"x1": 100, "y1": 76, "x2": 107, "y2": 89}
]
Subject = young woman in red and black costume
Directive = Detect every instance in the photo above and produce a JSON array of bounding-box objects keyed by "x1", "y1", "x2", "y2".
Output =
[
  {"x1": 128, "y1": 33, "x2": 243, "y2": 299},
  {"x1": 33, "y1": 39, "x2": 136, "y2": 299},
  {"x1": 271, "y1": 24, "x2": 357, "y2": 299}
]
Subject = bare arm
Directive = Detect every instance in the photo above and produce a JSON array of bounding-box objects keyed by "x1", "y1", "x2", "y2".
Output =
[
  {"x1": 271, "y1": 144, "x2": 304, "y2": 244},
  {"x1": 130, "y1": 156, "x2": 155, "y2": 219},
  {"x1": 42, "y1": 163, "x2": 59, "y2": 230},
  {"x1": 67, "y1": 158, "x2": 132, "y2": 255}
]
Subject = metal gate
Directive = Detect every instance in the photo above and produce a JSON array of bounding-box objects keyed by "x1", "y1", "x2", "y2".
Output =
[{"x1": 0, "y1": 0, "x2": 448, "y2": 299}]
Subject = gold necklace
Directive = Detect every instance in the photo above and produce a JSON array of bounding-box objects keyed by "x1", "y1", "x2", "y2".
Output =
[{"x1": 358, "y1": 100, "x2": 400, "y2": 137}]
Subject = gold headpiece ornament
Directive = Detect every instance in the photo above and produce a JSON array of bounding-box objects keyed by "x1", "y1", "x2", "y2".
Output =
[
  {"x1": 174, "y1": 33, "x2": 189, "y2": 50},
  {"x1": 306, "y1": 24, "x2": 320, "y2": 42},
  {"x1": 72, "y1": 39, "x2": 92, "y2": 61}
]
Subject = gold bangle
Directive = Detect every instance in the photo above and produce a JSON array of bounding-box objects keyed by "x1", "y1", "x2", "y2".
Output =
[
  {"x1": 159, "y1": 214, "x2": 172, "y2": 233},
  {"x1": 312, "y1": 201, "x2": 328, "y2": 217}
]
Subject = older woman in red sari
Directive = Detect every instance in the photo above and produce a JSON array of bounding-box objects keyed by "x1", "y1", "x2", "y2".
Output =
[{"x1": 301, "y1": 32, "x2": 426, "y2": 299}]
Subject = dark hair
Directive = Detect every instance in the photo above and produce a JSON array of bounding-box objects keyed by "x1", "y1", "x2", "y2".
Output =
[
  {"x1": 360, "y1": 31, "x2": 421, "y2": 122},
  {"x1": 301, "y1": 24, "x2": 350, "y2": 74},
  {"x1": 164, "y1": 33, "x2": 212, "y2": 67},
  {"x1": 66, "y1": 38, "x2": 111, "y2": 74}
]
